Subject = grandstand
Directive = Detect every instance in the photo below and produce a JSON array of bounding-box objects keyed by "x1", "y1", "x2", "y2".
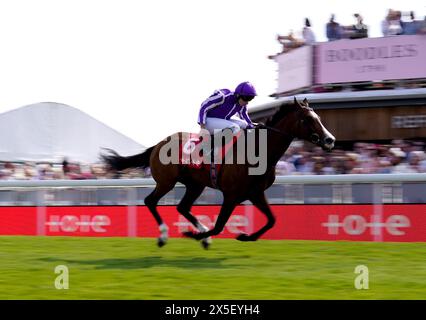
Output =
[
  {"x1": 254, "y1": 34, "x2": 426, "y2": 149},
  {"x1": 250, "y1": 88, "x2": 426, "y2": 148}
]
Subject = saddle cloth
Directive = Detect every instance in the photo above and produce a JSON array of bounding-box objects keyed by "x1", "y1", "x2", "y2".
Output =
[{"x1": 179, "y1": 131, "x2": 241, "y2": 169}]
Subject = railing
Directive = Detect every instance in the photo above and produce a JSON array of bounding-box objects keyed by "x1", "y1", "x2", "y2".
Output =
[{"x1": 0, "y1": 173, "x2": 425, "y2": 206}]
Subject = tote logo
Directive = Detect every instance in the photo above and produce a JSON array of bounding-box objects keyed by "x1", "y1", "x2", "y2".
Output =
[
  {"x1": 46, "y1": 215, "x2": 111, "y2": 232},
  {"x1": 322, "y1": 214, "x2": 410, "y2": 236}
]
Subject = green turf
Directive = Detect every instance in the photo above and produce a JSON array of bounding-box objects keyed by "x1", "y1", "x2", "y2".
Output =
[{"x1": 0, "y1": 236, "x2": 424, "y2": 299}]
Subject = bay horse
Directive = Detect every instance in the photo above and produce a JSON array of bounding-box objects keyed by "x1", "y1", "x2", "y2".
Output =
[{"x1": 101, "y1": 98, "x2": 335, "y2": 248}]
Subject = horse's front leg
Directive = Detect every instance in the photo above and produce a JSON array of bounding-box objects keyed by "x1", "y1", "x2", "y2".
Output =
[
  {"x1": 184, "y1": 198, "x2": 237, "y2": 240},
  {"x1": 177, "y1": 184, "x2": 212, "y2": 249},
  {"x1": 237, "y1": 192, "x2": 275, "y2": 242}
]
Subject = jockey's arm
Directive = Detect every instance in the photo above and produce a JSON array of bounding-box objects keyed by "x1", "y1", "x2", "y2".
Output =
[{"x1": 239, "y1": 107, "x2": 255, "y2": 128}]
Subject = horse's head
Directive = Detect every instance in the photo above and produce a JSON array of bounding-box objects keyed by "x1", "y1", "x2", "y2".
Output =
[{"x1": 292, "y1": 97, "x2": 335, "y2": 151}]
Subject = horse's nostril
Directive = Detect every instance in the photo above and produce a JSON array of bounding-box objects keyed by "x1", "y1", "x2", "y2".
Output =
[{"x1": 325, "y1": 137, "x2": 334, "y2": 145}]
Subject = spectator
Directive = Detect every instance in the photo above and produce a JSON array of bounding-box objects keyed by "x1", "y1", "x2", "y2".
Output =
[
  {"x1": 37, "y1": 163, "x2": 55, "y2": 180},
  {"x1": 62, "y1": 157, "x2": 70, "y2": 176},
  {"x1": 389, "y1": 10, "x2": 403, "y2": 35},
  {"x1": 419, "y1": 151, "x2": 426, "y2": 172},
  {"x1": 276, "y1": 156, "x2": 296, "y2": 175},
  {"x1": 382, "y1": 9, "x2": 403, "y2": 36},
  {"x1": 312, "y1": 156, "x2": 327, "y2": 175},
  {"x1": 268, "y1": 18, "x2": 315, "y2": 58},
  {"x1": 294, "y1": 152, "x2": 314, "y2": 174},
  {"x1": 302, "y1": 18, "x2": 316, "y2": 45},
  {"x1": 23, "y1": 162, "x2": 38, "y2": 180},
  {"x1": 407, "y1": 151, "x2": 425, "y2": 173},
  {"x1": 350, "y1": 13, "x2": 368, "y2": 39},
  {"x1": 1, "y1": 162, "x2": 16, "y2": 180},
  {"x1": 326, "y1": 14, "x2": 342, "y2": 41},
  {"x1": 330, "y1": 153, "x2": 347, "y2": 174},
  {"x1": 382, "y1": 9, "x2": 392, "y2": 36},
  {"x1": 268, "y1": 31, "x2": 298, "y2": 58},
  {"x1": 389, "y1": 148, "x2": 411, "y2": 173},
  {"x1": 401, "y1": 11, "x2": 419, "y2": 35},
  {"x1": 277, "y1": 31, "x2": 304, "y2": 51},
  {"x1": 376, "y1": 158, "x2": 392, "y2": 173},
  {"x1": 344, "y1": 153, "x2": 365, "y2": 174}
]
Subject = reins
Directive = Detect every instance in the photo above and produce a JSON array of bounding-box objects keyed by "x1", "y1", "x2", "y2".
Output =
[{"x1": 255, "y1": 123, "x2": 294, "y2": 138}]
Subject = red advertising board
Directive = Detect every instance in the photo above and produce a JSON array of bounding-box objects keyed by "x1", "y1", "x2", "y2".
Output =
[
  {"x1": 138, "y1": 204, "x2": 426, "y2": 242},
  {"x1": 260, "y1": 205, "x2": 425, "y2": 242},
  {"x1": 0, "y1": 207, "x2": 37, "y2": 235},
  {"x1": 44, "y1": 206, "x2": 128, "y2": 237},
  {"x1": 0, "y1": 204, "x2": 424, "y2": 241}
]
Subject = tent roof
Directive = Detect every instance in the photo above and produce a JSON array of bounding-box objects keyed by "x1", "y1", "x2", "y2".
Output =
[{"x1": 0, "y1": 102, "x2": 145, "y2": 163}]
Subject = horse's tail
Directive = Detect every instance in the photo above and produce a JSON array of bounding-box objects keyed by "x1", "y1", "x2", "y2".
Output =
[{"x1": 101, "y1": 146, "x2": 154, "y2": 171}]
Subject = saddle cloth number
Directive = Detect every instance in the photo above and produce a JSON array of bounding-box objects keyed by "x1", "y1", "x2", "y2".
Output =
[{"x1": 182, "y1": 138, "x2": 201, "y2": 155}]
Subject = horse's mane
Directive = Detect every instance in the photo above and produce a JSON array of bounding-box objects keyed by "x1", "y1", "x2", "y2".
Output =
[
  {"x1": 265, "y1": 102, "x2": 298, "y2": 127},
  {"x1": 265, "y1": 100, "x2": 313, "y2": 127}
]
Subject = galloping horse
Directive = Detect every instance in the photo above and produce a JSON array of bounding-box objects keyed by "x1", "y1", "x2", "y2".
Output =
[{"x1": 101, "y1": 98, "x2": 335, "y2": 248}]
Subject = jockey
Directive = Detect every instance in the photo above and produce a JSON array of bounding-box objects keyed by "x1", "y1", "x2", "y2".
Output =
[{"x1": 198, "y1": 81, "x2": 257, "y2": 135}]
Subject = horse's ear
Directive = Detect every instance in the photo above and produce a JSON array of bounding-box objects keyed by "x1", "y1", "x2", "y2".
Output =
[
  {"x1": 303, "y1": 98, "x2": 308, "y2": 105},
  {"x1": 293, "y1": 97, "x2": 300, "y2": 106}
]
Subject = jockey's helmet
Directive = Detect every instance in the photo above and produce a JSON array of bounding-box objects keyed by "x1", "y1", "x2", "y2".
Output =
[{"x1": 235, "y1": 82, "x2": 257, "y2": 97}]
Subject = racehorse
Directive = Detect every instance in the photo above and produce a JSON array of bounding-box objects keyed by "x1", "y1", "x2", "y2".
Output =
[{"x1": 101, "y1": 98, "x2": 335, "y2": 248}]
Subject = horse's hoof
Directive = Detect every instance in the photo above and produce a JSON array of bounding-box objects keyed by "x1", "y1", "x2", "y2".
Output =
[
  {"x1": 201, "y1": 240, "x2": 210, "y2": 250},
  {"x1": 184, "y1": 231, "x2": 203, "y2": 240},
  {"x1": 183, "y1": 231, "x2": 196, "y2": 238},
  {"x1": 236, "y1": 233, "x2": 254, "y2": 242},
  {"x1": 157, "y1": 238, "x2": 167, "y2": 247}
]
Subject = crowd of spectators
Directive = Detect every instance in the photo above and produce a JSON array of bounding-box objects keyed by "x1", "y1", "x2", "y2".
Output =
[
  {"x1": 381, "y1": 9, "x2": 426, "y2": 36},
  {"x1": 276, "y1": 139, "x2": 426, "y2": 175},
  {"x1": 1, "y1": 139, "x2": 426, "y2": 180},
  {"x1": 269, "y1": 8, "x2": 426, "y2": 58},
  {"x1": 0, "y1": 158, "x2": 150, "y2": 181}
]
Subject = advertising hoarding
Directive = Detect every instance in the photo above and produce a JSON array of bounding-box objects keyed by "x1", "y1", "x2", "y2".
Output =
[
  {"x1": 315, "y1": 35, "x2": 426, "y2": 84},
  {"x1": 1, "y1": 204, "x2": 424, "y2": 242}
]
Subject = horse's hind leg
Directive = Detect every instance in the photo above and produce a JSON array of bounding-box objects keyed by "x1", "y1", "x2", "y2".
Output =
[
  {"x1": 177, "y1": 184, "x2": 212, "y2": 249},
  {"x1": 144, "y1": 183, "x2": 175, "y2": 247}
]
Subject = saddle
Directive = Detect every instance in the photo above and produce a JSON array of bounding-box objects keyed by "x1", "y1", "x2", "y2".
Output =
[{"x1": 180, "y1": 130, "x2": 242, "y2": 187}]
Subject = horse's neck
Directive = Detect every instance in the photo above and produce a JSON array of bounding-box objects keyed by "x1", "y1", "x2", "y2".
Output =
[{"x1": 266, "y1": 119, "x2": 295, "y2": 169}]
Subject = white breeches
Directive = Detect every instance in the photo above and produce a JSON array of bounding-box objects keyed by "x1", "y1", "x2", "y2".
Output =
[{"x1": 204, "y1": 117, "x2": 248, "y2": 134}]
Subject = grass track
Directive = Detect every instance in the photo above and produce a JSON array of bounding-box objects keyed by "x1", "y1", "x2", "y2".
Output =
[{"x1": 0, "y1": 236, "x2": 425, "y2": 299}]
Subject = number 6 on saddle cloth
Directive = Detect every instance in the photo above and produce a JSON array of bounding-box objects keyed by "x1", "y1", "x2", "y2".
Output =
[{"x1": 180, "y1": 130, "x2": 242, "y2": 171}]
